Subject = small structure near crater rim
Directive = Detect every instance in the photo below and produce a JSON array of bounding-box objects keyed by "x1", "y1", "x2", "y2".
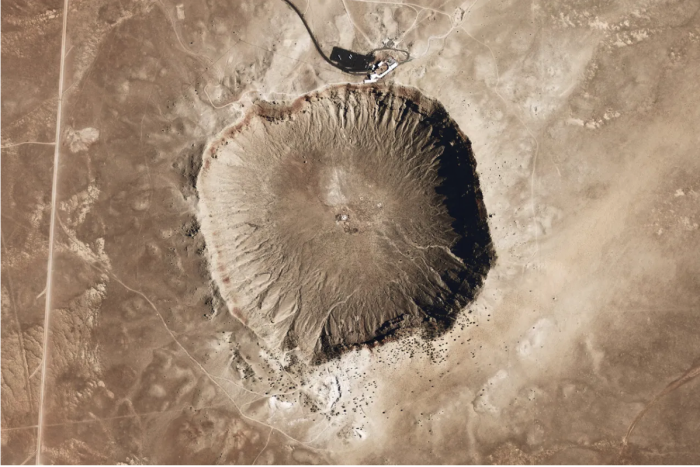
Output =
[{"x1": 197, "y1": 84, "x2": 495, "y2": 364}]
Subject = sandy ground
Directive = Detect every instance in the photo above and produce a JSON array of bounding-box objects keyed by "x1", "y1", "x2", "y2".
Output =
[{"x1": 2, "y1": 0, "x2": 699, "y2": 463}]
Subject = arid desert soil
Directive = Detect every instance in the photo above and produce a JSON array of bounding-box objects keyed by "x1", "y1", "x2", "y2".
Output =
[{"x1": 2, "y1": 0, "x2": 700, "y2": 463}]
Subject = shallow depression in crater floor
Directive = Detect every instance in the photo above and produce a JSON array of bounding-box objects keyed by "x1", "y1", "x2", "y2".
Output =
[{"x1": 197, "y1": 84, "x2": 495, "y2": 363}]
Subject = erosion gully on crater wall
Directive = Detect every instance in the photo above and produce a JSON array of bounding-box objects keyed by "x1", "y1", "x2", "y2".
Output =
[{"x1": 197, "y1": 84, "x2": 495, "y2": 364}]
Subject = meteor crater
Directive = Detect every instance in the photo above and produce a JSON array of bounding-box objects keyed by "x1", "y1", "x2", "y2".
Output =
[{"x1": 197, "y1": 84, "x2": 495, "y2": 363}]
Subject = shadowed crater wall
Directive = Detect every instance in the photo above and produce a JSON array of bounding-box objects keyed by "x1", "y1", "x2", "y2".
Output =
[{"x1": 197, "y1": 84, "x2": 495, "y2": 363}]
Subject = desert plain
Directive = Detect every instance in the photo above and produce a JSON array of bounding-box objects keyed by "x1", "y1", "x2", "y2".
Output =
[{"x1": 2, "y1": 0, "x2": 700, "y2": 463}]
